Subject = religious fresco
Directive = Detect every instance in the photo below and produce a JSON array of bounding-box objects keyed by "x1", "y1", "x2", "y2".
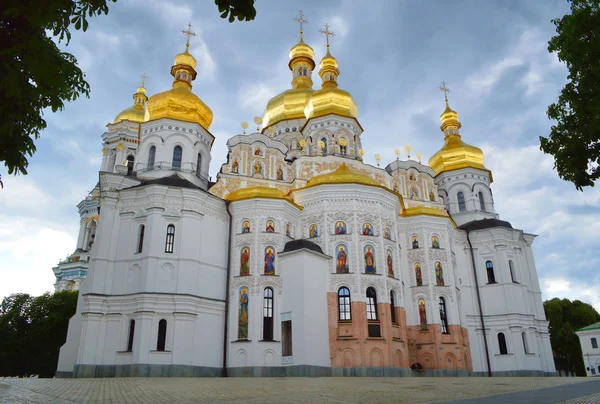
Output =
[
  {"x1": 364, "y1": 245, "x2": 376, "y2": 274},
  {"x1": 393, "y1": 183, "x2": 398, "y2": 192},
  {"x1": 418, "y1": 298, "x2": 427, "y2": 329},
  {"x1": 254, "y1": 147, "x2": 263, "y2": 156},
  {"x1": 238, "y1": 287, "x2": 249, "y2": 339},
  {"x1": 240, "y1": 247, "x2": 250, "y2": 276},
  {"x1": 253, "y1": 161, "x2": 262, "y2": 175},
  {"x1": 336, "y1": 244, "x2": 349, "y2": 273},
  {"x1": 277, "y1": 166, "x2": 284, "y2": 180},
  {"x1": 409, "y1": 172, "x2": 416, "y2": 181},
  {"x1": 231, "y1": 160, "x2": 239, "y2": 173},
  {"x1": 309, "y1": 224, "x2": 319, "y2": 238},
  {"x1": 285, "y1": 223, "x2": 291, "y2": 237},
  {"x1": 429, "y1": 190, "x2": 436, "y2": 201},
  {"x1": 387, "y1": 250, "x2": 393, "y2": 277},
  {"x1": 384, "y1": 227, "x2": 391, "y2": 240},
  {"x1": 362, "y1": 223, "x2": 374, "y2": 236},
  {"x1": 266, "y1": 220, "x2": 275, "y2": 233},
  {"x1": 410, "y1": 185, "x2": 419, "y2": 199},
  {"x1": 242, "y1": 221, "x2": 250, "y2": 234},
  {"x1": 335, "y1": 221, "x2": 347, "y2": 234},
  {"x1": 415, "y1": 263, "x2": 423, "y2": 286},
  {"x1": 412, "y1": 236, "x2": 419, "y2": 249},
  {"x1": 264, "y1": 247, "x2": 275, "y2": 275},
  {"x1": 432, "y1": 236, "x2": 440, "y2": 249},
  {"x1": 435, "y1": 261, "x2": 444, "y2": 286}
]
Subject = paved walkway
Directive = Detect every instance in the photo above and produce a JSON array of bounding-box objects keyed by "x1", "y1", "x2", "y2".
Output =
[{"x1": 0, "y1": 377, "x2": 597, "y2": 403}]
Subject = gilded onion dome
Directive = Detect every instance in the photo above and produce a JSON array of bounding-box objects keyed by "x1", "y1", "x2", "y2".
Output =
[
  {"x1": 146, "y1": 45, "x2": 213, "y2": 130},
  {"x1": 262, "y1": 36, "x2": 316, "y2": 129},
  {"x1": 428, "y1": 99, "x2": 487, "y2": 176},
  {"x1": 305, "y1": 163, "x2": 381, "y2": 187},
  {"x1": 224, "y1": 186, "x2": 303, "y2": 209},
  {"x1": 113, "y1": 85, "x2": 148, "y2": 124}
]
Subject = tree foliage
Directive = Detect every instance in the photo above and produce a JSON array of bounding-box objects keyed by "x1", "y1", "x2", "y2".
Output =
[
  {"x1": 544, "y1": 297, "x2": 600, "y2": 376},
  {"x1": 541, "y1": 0, "x2": 600, "y2": 190},
  {"x1": 215, "y1": 0, "x2": 256, "y2": 23},
  {"x1": 0, "y1": 291, "x2": 78, "y2": 377}
]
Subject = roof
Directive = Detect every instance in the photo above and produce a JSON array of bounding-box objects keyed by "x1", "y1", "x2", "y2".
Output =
[
  {"x1": 281, "y1": 239, "x2": 324, "y2": 255},
  {"x1": 459, "y1": 218, "x2": 513, "y2": 232},
  {"x1": 127, "y1": 174, "x2": 202, "y2": 190},
  {"x1": 577, "y1": 321, "x2": 600, "y2": 332}
]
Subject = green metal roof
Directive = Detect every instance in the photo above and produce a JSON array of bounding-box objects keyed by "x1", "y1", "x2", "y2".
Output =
[{"x1": 577, "y1": 321, "x2": 600, "y2": 332}]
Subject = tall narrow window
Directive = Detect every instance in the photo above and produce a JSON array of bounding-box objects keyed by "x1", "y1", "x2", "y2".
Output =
[
  {"x1": 172, "y1": 146, "x2": 182, "y2": 170},
  {"x1": 457, "y1": 192, "x2": 466, "y2": 212},
  {"x1": 321, "y1": 137, "x2": 328, "y2": 155},
  {"x1": 263, "y1": 287, "x2": 274, "y2": 341},
  {"x1": 522, "y1": 332, "x2": 529, "y2": 353},
  {"x1": 126, "y1": 155, "x2": 134, "y2": 176},
  {"x1": 148, "y1": 146, "x2": 156, "y2": 169},
  {"x1": 282, "y1": 320, "x2": 293, "y2": 357},
  {"x1": 498, "y1": 332, "x2": 508, "y2": 355},
  {"x1": 509, "y1": 260, "x2": 517, "y2": 283},
  {"x1": 338, "y1": 287, "x2": 351, "y2": 321},
  {"x1": 439, "y1": 297, "x2": 449, "y2": 334},
  {"x1": 390, "y1": 291, "x2": 397, "y2": 324},
  {"x1": 127, "y1": 319, "x2": 135, "y2": 352},
  {"x1": 196, "y1": 153, "x2": 202, "y2": 178},
  {"x1": 478, "y1": 191, "x2": 486, "y2": 211},
  {"x1": 592, "y1": 337, "x2": 598, "y2": 349},
  {"x1": 366, "y1": 287, "x2": 378, "y2": 321},
  {"x1": 136, "y1": 225, "x2": 145, "y2": 253},
  {"x1": 486, "y1": 260, "x2": 496, "y2": 283},
  {"x1": 157, "y1": 319, "x2": 167, "y2": 351},
  {"x1": 165, "y1": 224, "x2": 175, "y2": 253}
]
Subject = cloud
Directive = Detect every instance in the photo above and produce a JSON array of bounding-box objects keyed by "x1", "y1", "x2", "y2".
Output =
[
  {"x1": 238, "y1": 83, "x2": 277, "y2": 111},
  {"x1": 330, "y1": 16, "x2": 349, "y2": 39},
  {"x1": 95, "y1": 31, "x2": 120, "y2": 47},
  {"x1": 465, "y1": 57, "x2": 524, "y2": 94}
]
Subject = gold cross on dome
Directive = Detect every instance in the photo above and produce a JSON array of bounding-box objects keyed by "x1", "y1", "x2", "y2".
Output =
[
  {"x1": 439, "y1": 81, "x2": 451, "y2": 102},
  {"x1": 140, "y1": 72, "x2": 148, "y2": 87},
  {"x1": 319, "y1": 23, "x2": 335, "y2": 49},
  {"x1": 181, "y1": 22, "x2": 197, "y2": 51},
  {"x1": 294, "y1": 10, "x2": 308, "y2": 38}
]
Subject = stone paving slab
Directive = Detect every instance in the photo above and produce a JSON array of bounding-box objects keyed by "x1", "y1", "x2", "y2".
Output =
[{"x1": 0, "y1": 376, "x2": 594, "y2": 404}]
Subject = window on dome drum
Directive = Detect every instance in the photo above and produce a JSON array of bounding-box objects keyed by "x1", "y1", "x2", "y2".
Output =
[
  {"x1": 148, "y1": 146, "x2": 156, "y2": 170},
  {"x1": 263, "y1": 288, "x2": 274, "y2": 341},
  {"x1": 165, "y1": 225, "x2": 175, "y2": 253},
  {"x1": 478, "y1": 191, "x2": 486, "y2": 212},
  {"x1": 338, "y1": 287, "x2": 351, "y2": 321},
  {"x1": 196, "y1": 153, "x2": 202, "y2": 178},
  {"x1": 126, "y1": 155, "x2": 134, "y2": 176},
  {"x1": 509, "y1": 260, "x2": 517, "y2": 283},
  {"x1": 498, "y1": 332, "x2": 508, "y2": 355},
  {"x1": 136, "y1": 225, "x2": 145, "y2": 253},
  {"x1": 172, "y1": 146, "x2": 182, "y2": 170},
  {"x1": 321, "y1": 138, "x2": 328, "y2": 155},
  {"x1": 439, "y1": 297, "x2": 449, "y2": 334},
  {"x1": 157, "y1": 319, "x2": 167, "y2": 351},
  {"x1": 486, "y1": 260, "x2": 496, "y2": 284},
  {"x1": 592, "y1": 337, "x2": 598, "y2": 349},
  {"x1": 522, "y1": 332, "x2": 529, "y2": 353},
  {"x1": 390, "y1": 291, "x2": 397, "y2": 324},
  {"x1": 366, "y1": 287, "x2": 378, "y2": 321},
  {"x1": 457, "y1": 191, "x2": 466, "y2": 212},
  {"x1": 127, "y1": 319, "x2": 135, "y2": 352}
]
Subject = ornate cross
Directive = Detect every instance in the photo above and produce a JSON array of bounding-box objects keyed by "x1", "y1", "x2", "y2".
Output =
[
  {"x1": 319, "y1": 23, "x2": 335, "y2": 49},
  {"x1": 294, "y1": 10, "x2": 308, "y2": 38},
  {"x1": 439, "y1": 81, "x2": 451, "y2": 102},
  {"x1": 181, "y1": 22, "x2": 197, "y2": 51},
  {"x1": 140, "y1": 72, "x2": 148, "y2": 87}
]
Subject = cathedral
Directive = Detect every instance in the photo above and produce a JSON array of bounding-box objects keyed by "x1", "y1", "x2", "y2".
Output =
[{"x1": 55, "y1": 18, "x2": 556, "y2": 378}]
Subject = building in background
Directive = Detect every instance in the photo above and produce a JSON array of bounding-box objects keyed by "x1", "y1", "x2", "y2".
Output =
[{"x1": 576, "y1": 322, "x2": 600, "y2": 377}]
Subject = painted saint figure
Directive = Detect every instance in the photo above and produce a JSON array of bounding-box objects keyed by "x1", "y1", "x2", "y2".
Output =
[
  {"x1": 418, "y1": 298, "x2": 427, "y2": 329},
  {"x1": 387, "y1": 250, "x2": 393, "y2": 277},
  {"x1": 415, "y1": 264, "x2": 423, "y2": 286},
  {"x1": 384, "y1": 227, "x2": 391, "y2": 240},
  {"x1": 336, "y1": 245, "x2": 349, "y2": 273},
  {"x1": 266, "y1": 220, "x2": 275, "y2": 233},
  {"x1": 412, "y1": 236, "x2": 419, "y2": 249},
  {"x1": 409, "y1": 172, "x2": 415, "y2": 181},
  {"x1": 435, "y1": 261, "x2": 444, "y2": 286},
  {"x1": 362, "y1": 223, "x2": 374, "y2": 236},
  {"x1": 254, "y1": 148, "x2": 262, "y2": 156},
  {"x1": 238, "y1": 287, "x2": 249, "y2": 339},
  {"x1": 309, "y1": 224, "x2": 318, "y2": 238},
  {"x1": 277, "y1": 167, "x2": 284, "y2": 180},
  {"x1": 240, "y1": 247, "x2": 250, "y2": 276},
  {"x1": 285, "y1": 223, "x2": 291, "y2": 237},
  {"x1": 364, "y1": 246, "x2": 375, "y2": 274},
  {"x1": 242, "y1": 221, "x2": 250, "y2": 234},
  {"x1": 429, "y1": 190, "x2": 435, "y2": 201},
  {"x1": 264, "y1": 247, "x2": 275, "y2": 275},
  {"x1": 231, "y1": 160, "x2": 239, "y2": 173},
  {"x1": 393, "y1": 183, "x2": 398, "y2": 192},
  {"x1": 335, "y1": 221, "x2": 346, "y2": 234},
  {"x1": 253, "y1": 161, "x2": 262, "y2": 175},
  {"x1": 432, "y1": 236, "x2": 440, "y2": 249}
]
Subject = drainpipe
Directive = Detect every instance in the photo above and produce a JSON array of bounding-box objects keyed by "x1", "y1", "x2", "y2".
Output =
[
  {"x1": 222, "y1": 201, "x2": 233, "y2": 377},
  {"x1": 466, "y1": 229, "x2": 492, "y2": 377}
]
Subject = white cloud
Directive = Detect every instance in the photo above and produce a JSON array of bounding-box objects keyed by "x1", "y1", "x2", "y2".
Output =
[
  {"x1": 95, "y1": 31, "x2": 120, "y2": 47},
  {"x1": 465, "y1": 57, "x2": 524, "y2": 94},
  {"x1": 189, "y1": 41, "x2": 216, "y2": 80},
  {"x1": 542, "y1": 277, "x2": 600, "y2": 312},
  {"x1": 330, "y1": 16, "x2": 349, "y2": 39},
  {"x1": 238, "y1": 83, "x2": 277, "y2": 111},
  {"x1": 0, "y1": 176, "x2": 53, "y2": 211}
]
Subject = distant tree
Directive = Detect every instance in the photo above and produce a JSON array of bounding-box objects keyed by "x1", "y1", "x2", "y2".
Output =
[
  {"x1": 215, "y1": 0, "x2": 256, "y2": 22},
  {"x1": 544, "y1": 298, "x2": 600, "y2": 376},
  {"x1": 0, "y1": 291, "x2": 78, "y2": 377},
  {"x1": 541, "y1": 0, "x2": 600, "y2": 190}
]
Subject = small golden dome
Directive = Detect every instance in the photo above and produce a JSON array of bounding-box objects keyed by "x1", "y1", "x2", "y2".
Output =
[
  {"x1": 305, "y1": 163, "x2": 381, "y2": 187},
  {"x1": 288, "y1": 38, "x2": 315, "y2": 64},
  {"x1": 113, "y1": 85, "x2": 148, "y2": 124},
  {"x1": 225, "y1": 186, "x2": 302, "y2": 209},
  {"x1": 174, "y1": 50, "x2": 197, "y2": 69}
]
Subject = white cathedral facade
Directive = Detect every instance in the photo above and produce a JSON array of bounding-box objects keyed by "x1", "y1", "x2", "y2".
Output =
[{"x1": 55, "y1": 24, "x2": 556, "y2": 378}]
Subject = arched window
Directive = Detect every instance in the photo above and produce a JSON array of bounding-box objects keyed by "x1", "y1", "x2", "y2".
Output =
[
  {"x1": 157, "y1": 319, "x2": 167, "y2": 351},
  {"x1": 127, "y1": 319, "x2": 135, "y2": 352},
  {"x1": 172, "y1": 146, "x2": 182, "y2": 170},
  {"x1": 338, "y1": 287, "x2": 351, "y2": 321},
  {"x1": 263, "y1": 288, "x2": 274, "y2": 341},
  {"x1": 136, "y1": 225, "x2": 145, "y2": 253},
  {"x1": 498, "y1": 332, "x2": 508, "y2": 355},
  {"x1": 509, "y1": 260, "x2": 517, "y2": 283},
  {"x1": 390, "y1": 291, "x2": 397, "y2": 324},
  {"x1": 148, "y1": 146, "x2": 156, "y2": 170},
  {"x1": 457, "y1": 192, "x2": 466, "y2": 212},
  {"x1": 165, "y1": 224, "x2": 175, "y2": 253},
  {"x1": 126, "y1": 155, "x2": 134, "y2": 176},
  {"x1": 196, "y1": 153, "x2": 202, "y2": 178},
  {"x1": 439, "y1": 297, "x2": 449, "y2": 334},
  {"x1": 366, "y1": 287, "x2": 378, "y2": 321},
  {"x1": 486, "y1": 260, "x2": 496, "y2": 284},
  {"x1": 321, "y1": 137, "x2": 328, "y2": 155},
  {"x1": 522, "y1": 332, "x2": 529, "y2": 353},
  {"x1": 478, "y1": 191, "x2": 486, "y2": 212}
]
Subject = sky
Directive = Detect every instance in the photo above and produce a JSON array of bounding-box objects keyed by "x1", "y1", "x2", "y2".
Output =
[{"x1": 1, "y1": 0, "x2": 599, "y2": 310}]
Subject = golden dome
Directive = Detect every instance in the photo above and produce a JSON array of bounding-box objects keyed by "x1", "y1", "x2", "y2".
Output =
[
  {"x1": 146, "y1": 46, "x2": 213, "y2": 130},
  {"x1": 113, "y1": 85, "x2": 148, "y2": 124},
  {"x1": 305, "y1": 163, "x2": 382, "y2": 187},
  {"x1": 225, "y1": 186, "x2": 302, "y2": 209},
  {"x1": 288, "y1": 38, "x2": 315, "y2": 64}
]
